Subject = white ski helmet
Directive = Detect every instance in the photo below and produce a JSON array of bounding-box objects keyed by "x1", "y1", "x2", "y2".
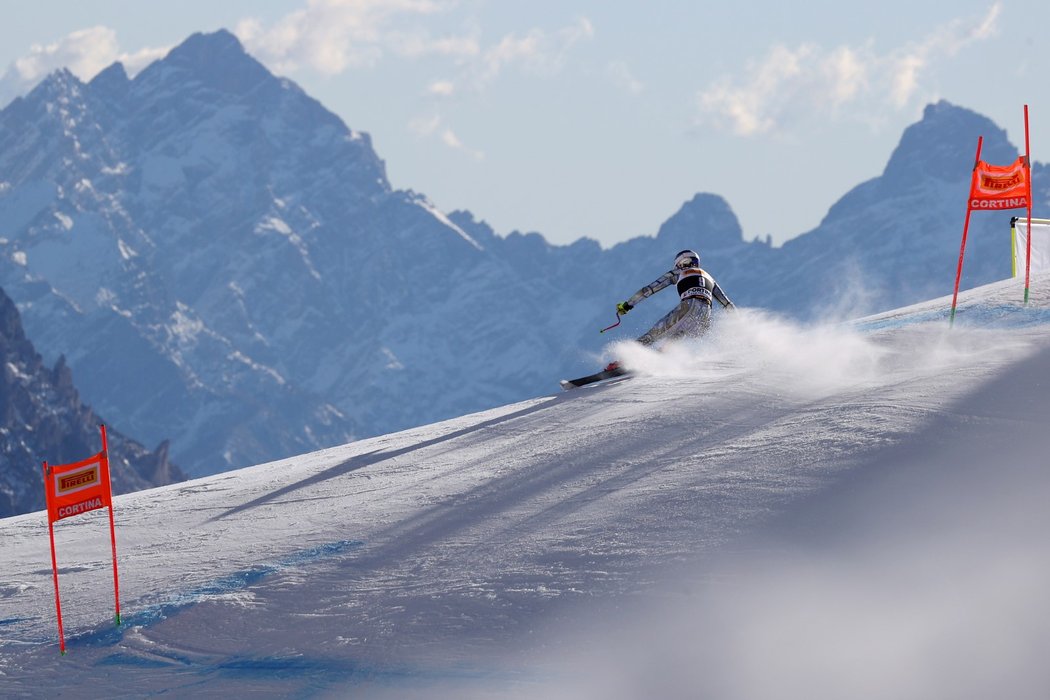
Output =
[{"x1": 673, "y1": 249, "x2": 700, "y2": 269}]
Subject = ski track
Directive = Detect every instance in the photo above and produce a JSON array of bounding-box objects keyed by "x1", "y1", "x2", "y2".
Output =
[{"x1": 1, "y1": 275, "x2": 1049, "y2": 696}]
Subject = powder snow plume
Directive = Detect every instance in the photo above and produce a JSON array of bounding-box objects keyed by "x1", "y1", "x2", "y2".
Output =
[{"x1": 608, "y1": 306, "x2": 1037, "y2": 400}]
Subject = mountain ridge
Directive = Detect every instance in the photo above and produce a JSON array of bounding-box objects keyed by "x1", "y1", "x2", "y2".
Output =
[{"x1": 0, "y1": 30, "x2": 1043, "y2": 479}]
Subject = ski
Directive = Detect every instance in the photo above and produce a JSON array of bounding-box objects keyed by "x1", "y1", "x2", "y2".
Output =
[{"x1": 559, "y1": 366, "x2": 630, "y2": 390}]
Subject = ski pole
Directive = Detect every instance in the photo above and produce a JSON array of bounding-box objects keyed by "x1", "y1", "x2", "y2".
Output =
[{"x1": 599, "y1": 312, "x2": 622, "y2": 334}]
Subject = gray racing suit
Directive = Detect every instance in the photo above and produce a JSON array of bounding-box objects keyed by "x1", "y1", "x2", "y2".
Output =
[{"x1": 624, "y1": 266, "x2": 734, "y2": 346}]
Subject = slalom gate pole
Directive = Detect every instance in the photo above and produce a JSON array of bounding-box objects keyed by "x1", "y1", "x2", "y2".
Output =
[
  {"x1": 101, "y1": 425, "x2": 122, "y2": 626},
  {"x1": 950, "y1": 136, "x2": 983, "y2": 327},
  {"x1": 950, "y1": 210, "x2": 973, "y2": 327},
  {"x1": 44, "y1": 461, "x2": 67, "y2": 655},
  {"x1": 1024, "y1": 104, "x2": 1033, "y2": 305},
  {"x1": 599, "y1": 312, "x2": 622, "y2": 334}
]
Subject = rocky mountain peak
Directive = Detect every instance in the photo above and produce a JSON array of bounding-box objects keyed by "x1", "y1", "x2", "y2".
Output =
[
  {"x1": 655, "y1": 193, "x2": 744, "y2": 254},
  {"x1": 0, "y1": 287, "x2": 34, "y2": 359},
  {"x1": 136, "y1": 29, "x2": 273, "y2": 98},
  {"x1": 88, "y1": 61, "x2": 130, "y2": 97},
  {"x1": 882, "y1": 100, "x2": 1019, "y2": 185}
]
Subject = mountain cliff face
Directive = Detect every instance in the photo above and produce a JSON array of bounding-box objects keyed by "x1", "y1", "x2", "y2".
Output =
[
  {"x1": 0, "y1": 286, "x2": 184, "y2": 517},
  {"x1": 0, "y1": 30, "x2": 1043, "y2": 477}
]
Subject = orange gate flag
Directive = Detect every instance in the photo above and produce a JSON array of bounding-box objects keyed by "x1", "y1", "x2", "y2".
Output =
[
  {"x1": 44, "y1": 445, "x2": 112, "y2": 522},
  {"x1": 42, "y1": 424, "x2": 122, "y2": 654},
  {"x1": 968, "y1": 156, "x2": 1031, "y2": 211}
]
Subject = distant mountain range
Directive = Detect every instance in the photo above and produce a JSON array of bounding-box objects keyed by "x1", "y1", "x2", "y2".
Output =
[
  {"x1": 0, "y1": 29, "x2": 1044, "y2": 480},
  {"x1": 0, "y1": 286, "x2": 184, "y2": 517}
]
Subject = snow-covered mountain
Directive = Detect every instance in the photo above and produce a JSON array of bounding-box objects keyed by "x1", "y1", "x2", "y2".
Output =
[
  {"x1": 0, "y1": 29, "x2": 1043, "y2": 477},
  {"x1": 0, "y1": 286, "x2": 185, "y2": 517},
  {"x1": 1, "y1": 275, "x2": 1048, "y2": 698}
]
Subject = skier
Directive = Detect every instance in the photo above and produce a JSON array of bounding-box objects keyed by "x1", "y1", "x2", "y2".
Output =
[
  {"x1": 616, "y1": 249, "x2": 735, "y2": 349},
  {"x1": 561, "y1": 249, "x2": 736, "y2": 389}
]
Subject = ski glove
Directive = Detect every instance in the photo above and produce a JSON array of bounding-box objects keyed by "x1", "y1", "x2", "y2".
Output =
[{"x1": 617, "y1": 301, "x2": 633, "y2": 315}]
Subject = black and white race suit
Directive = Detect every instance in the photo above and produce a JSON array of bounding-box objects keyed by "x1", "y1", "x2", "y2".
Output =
[{"x1": 624, "y1": 266, "x2": 734, "y2": 347}]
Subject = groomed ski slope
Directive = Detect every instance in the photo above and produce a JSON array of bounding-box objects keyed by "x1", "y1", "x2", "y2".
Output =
[{"x1": 3, "y1": 274, "x2": 1050, "y2": 699}]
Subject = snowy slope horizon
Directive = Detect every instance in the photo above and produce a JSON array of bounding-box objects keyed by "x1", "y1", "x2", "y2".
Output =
[
  {"x1": 2, "y1": 275, "x2": 1050, "y2": 698},
  {"x1": 1, "y1": 29, "x2": 1047, "y2": 481}
]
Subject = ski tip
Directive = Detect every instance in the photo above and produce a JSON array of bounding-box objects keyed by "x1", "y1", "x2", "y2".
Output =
[{"x1": 560, "y1": 366, "x2": 631, "y2": 390}]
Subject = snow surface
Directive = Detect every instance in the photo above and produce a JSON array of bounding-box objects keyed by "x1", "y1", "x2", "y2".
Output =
[{"x1": 2, "y1": 274, "x2": 1050, "y2": 698}]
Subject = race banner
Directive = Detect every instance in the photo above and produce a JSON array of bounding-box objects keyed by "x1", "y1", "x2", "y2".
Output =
[
  {"x1": 968, "y1": 156, "x2": 1031, "y2": 211},
  {"x1": 42, "y1": 424, "x2": 122, "y2": 654},
  {"x1": 44, "y1": 449, "x2": 112, "y2": 523}
]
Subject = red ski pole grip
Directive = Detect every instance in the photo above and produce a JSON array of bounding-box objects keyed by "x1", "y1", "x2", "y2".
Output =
[{"x1": 599, "y1": 313, "x2": 622, "y2": 334}]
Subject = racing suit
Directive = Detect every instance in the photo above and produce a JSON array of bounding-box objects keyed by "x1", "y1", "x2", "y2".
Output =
[{"x1": 624, "y1": 265, "x2": 735, "y2": 346}]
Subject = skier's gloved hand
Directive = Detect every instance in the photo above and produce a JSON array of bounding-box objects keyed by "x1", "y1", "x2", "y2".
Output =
[{"x1": 617, "y1": 301, "x2": 633, "y2": 315}]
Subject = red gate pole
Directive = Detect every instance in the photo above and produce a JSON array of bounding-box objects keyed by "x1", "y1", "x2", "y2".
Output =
[
  {"x1": 43, "y1": 461, "x2": 66, "y2": 655},
  {"x1": 1024, "y1": 105, "x2": 1033, "y2": 304},
  {"x1": 951, "y1": 136, "x2": 984, "y2": 326},
  {"x1": 100, "y1": 425, "x2": 122, "y2": 626}
]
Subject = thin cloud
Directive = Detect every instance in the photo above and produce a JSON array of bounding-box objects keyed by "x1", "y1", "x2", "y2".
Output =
[
  {"x1": 0, "y1": 26, "x2": 167, "y2": 107},
  {"x1": 409, "y1": 113, "x2": 441, "y2": 136},
  {"x1": 608, "y1": 59, "x2": 644, "y2": 95},
  {"x1": 12, "y1": 26, "x2": 122, "y2": 83},
  {"x1": 409, "y1": 113, "x2": 483, "y2": 160},
  {"x1": 887, "y1": 1, "x2": 1001, "y2": 107},
  {"x1": 235, "y1": 0, "x2": 475, "y2": 75},
  {"x1": 441, "y1": 127, "x2": 464, "y2": 148},
  {"x1": 402, "y1": 15, "x2": 592, "y2": 163},
  {"x1": 388, "y1": 32, "x2": 479, "y2": 60},
  {"x1": 823, "y1": 46, "x2": 866, "y2": 107},
  {"x1": 427, "y1": 79, "x2": 456, "y2": 97},
  {"x1": 698, "y1": 43, "x2": 817, "y2": 136},
  {"x1": 472, "y1": 16, "x2": 594, "y2": 88},
  {"x1": 441, "y1": 126, "x2": 484, "y2": 160},
  {"x1": 235, "y1": 2, "x2": 592, "y2": 95},
  {"x1": 697, "y1": 3, "x2": 1002, "y2": 136}
]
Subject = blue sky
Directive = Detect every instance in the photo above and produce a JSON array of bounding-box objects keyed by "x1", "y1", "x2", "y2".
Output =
[{"x1": 0, "y1": 1, "x2": 1044, "y2": 247}]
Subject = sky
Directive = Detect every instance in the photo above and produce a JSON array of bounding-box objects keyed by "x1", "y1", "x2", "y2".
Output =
[
  {"x1": 2, "y1": 273, "x2": 1049, "y2": 697},
  {"x1": 0, "y1": 0, "x2": 1045, "y2": 247}
]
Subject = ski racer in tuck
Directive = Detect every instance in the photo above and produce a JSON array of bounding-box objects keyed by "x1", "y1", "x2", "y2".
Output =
[{"x1": 616, "y1": 249, "x2": 735, "y2": 349}]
